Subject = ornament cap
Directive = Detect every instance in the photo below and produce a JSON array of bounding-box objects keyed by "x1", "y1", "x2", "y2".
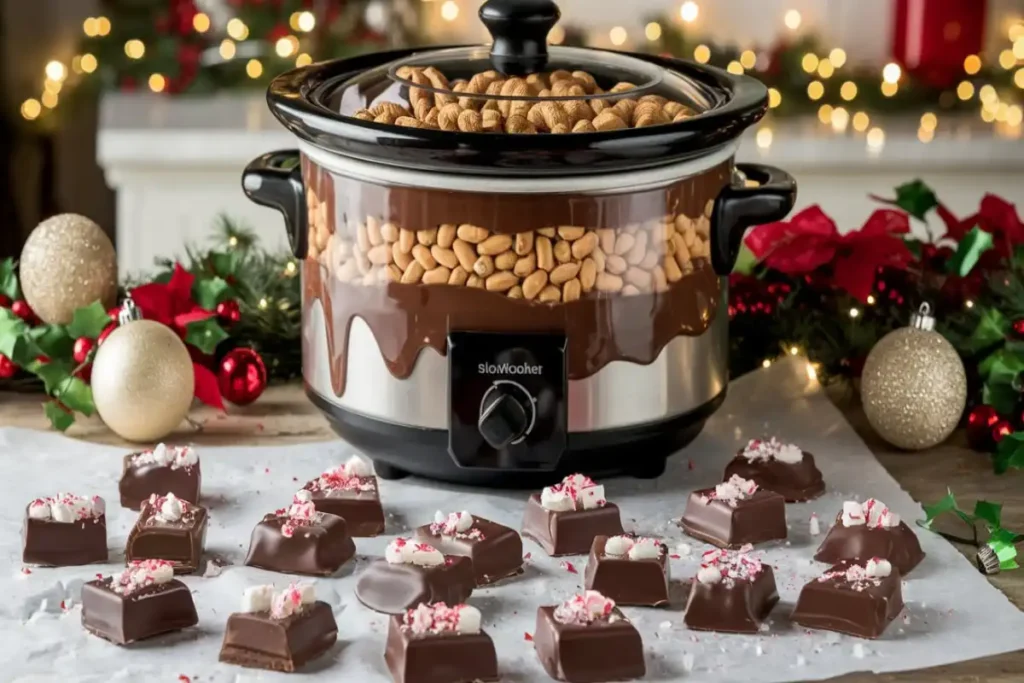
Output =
[
  {"x1": 117, "y1": 299, "x2": 142, "y2": 326},
  {"x1": 910, "y1": 302, "x2": 936, "y2": 332},
  {"x1": 976, "y1": 544, "x2": 1001, "y2": 575}
]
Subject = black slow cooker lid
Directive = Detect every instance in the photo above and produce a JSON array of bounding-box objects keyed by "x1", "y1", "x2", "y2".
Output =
[{"x1": 266, "y1": 0, "x2": 768, "y2": 177}]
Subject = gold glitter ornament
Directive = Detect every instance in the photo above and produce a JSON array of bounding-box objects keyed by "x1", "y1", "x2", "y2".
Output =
[
  {"x1": 861, "y1": 304, "x2": 967, "y2": 450},
  {"x1": 19, "y1": 214, "x2": 117, "y2": 325},
  {"x1": 91, "y1": 302, "x2": 194, "y2": 442}
]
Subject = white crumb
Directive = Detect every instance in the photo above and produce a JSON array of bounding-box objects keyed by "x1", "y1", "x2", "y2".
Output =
[
  {"x1": 852, "y1": 643, "x2": 868, "y2": 659},
  {"x1": 682, "y1": 653, "x2": 695, "y2": 672}
]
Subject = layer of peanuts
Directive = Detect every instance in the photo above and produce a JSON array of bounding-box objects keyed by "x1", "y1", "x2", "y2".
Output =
[
  {"x1": 349, "y1": 65, "x2": 696, "y2": 134},
  {"x1": 307, "y1": 190, "x2": 714, "y2": 303}
]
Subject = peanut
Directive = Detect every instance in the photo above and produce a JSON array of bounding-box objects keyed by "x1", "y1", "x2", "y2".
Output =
[
  {"x1": 486, "y1": 272, "x2": 518, "y2": 292},
  {"x1": 453, "y1": 239, "x2": 478, "y2": 271},
  {"x1": 422, "y1": 266, "x2": 452, "y2": 285},
  {"x1": 613, "y1": 99, "x2": 637, "y2": 121},
  {"x1": 482, "y1": 109, "x2": 503, "y2": 132},
  {"x1": 401, "y1": 261, "x2": 425, "y2": 284},
  {"x1": 536, "y1": 236, "x2": 555, "y2": 272},
  {"x1": 522, "y1": 270, "x2": 548, "y2": 300},
  {"x1": 563, "y1": 278, "x2": 582, "y2": 303},
  {"x1": 514, "y1": 253, "x2": 537, "y2": 277},
  {"x1": 495, "y1": 250, "x2": 518, "y2": 271},
  {"x1": 593, "y1": 111, "x2": 627, "y2": 131},
  {"x1": 591, "y1": 99, "x2": 610, "y2": 115},
  {"x1": 395, "y1": 116, "x2": 423, "y2": 128},
  {"x1": 398, "y1": 229, "x2": 416, "y2": 254},
  {"x1": 374, "y1": 111, "x2": 401, "y2": 125},
  {"x1": 675, "y1": 214, "x2": 694, "y2": 234},
  {"x1": 507, "y1": 285, "x2": 524, "y2": 299},
  {"x1": 423, "y1": 67, "x2": 456, "y2": 107},
  {"x1": 393, "y1": 242, "x2": 414, "y2": 270},
  {"x1": 549, "y1": 69, "x2": 574, "y2": 83},
  {"x1": 563, "y1": 100, "x2": 594, "y2": 125},
  {"x1": 473, "y1": 255, "x2": 495, "y2": 278},
  {"x1": 431, "y1": 245, "x2": 459, "y2": 270},
  {"x1": 424, "y1": 108, "x2": 441, "y2": 128},
  {"x1": 705, "y1": 199, "x2": 715, "y2": 218},
  {"x1": 527, "y1": 101, "x2": 570, "y2": 132},
  {"x1": 467, "y1": 274, "x2": 485, "y2": 289},
  {"x1": 386, "y1": 264, "x2": 403, "y2": 283},
  {"x1": 613, "y1": 232, "x2": 635, "y2": 256},
  {"x1": 412, "y1": 244, "x2": 437, "y2": 270},
  {"x1": 538, "y1": 285, "x2": 562, "y2": 303},
  {"x1": 639, "y1": 250, "x2": 659, "y2": 270},
  {"x1": 457, "y1": 109, "x2": 483, "y2": 132},
  {"x1": 550, "y1": 262, "x2": 581, "y2": 285},
  {"x1": 538, "y1": 227, "x2": 556, "y2": 238},
  {"x1": 437, "y1": 103, "x2": 462, "y2": 131},
  {"x1": 622, "y1": 284, "x2": 641, "y2": 296},
  {"x1": 598, "y1": 229, "x2": 616, "y2": 254},
  {"x1": 335, "y1": 259, "x2": 358, "y2": 283},
  {"x1": 367, "y1": 244, "x2": 393, "y2": 266},
  {"x1": 437, "y1": 224, "x2": 457, "y2": 248},
  {"x1": 571, "y1": 232, "x2": 598, "y2": 259},
  {"x1": 551, "y1": 124, "x2": 571, "y2": 134},
  {"x1": 449, "y1": 266, "x2": 469, "y2": 286},
  {"x1": 626, "y1": 230, "x2": 648, "y2": 266},
  {"x1": 572, "y1": 70, "x2": 598, "y2": 93},
  {"x1": 625, "y1": 266, "x2": 653, "y2": 290},
  {"x1": 417, "y1": 227, "x2": 438, "y2": 246},
  {"x1": 515, "y1": 231, "x2": 535, "y2": 256},
  {"x1": 353, "y1": 109, "x2": 374, "y2": 121},
  {"x1": 664, "y1": 255, "x2": 683, "y2": 282},
  {"x1": 498, "y1": 78, "x2": 530, "y2": 117},
  {"x1": 355, "y1": 252, "x2": 372, "y2": 276},
  {"x1": 605, "y1": 254, "x2": 628, "y2": 275},
  {"x1": 478, "y1": 234, "x2": 514, "y2": 256},
  {"x1": 553, "y1": 240, "x2": 572, "y2": 264},
  {"x1": 557, "y1": 226, "x2": 586, "y2": 241},
  {"x1": 526, "y1": 73, "x2": 548, "y2": 93},
  {"x1": 381, "y1": 222, "x2": 400, "y2": 243},
  {"x1": 610, "y1": 82, "x2": 637, "y2": 94},
  {"x1": 357, "y1": 223, "x2": 371, "y2": 252},
  {"x1": 596, "y1": 273, "x2": 624, "y2": 292},
  {"x1": 572, "y1": 119, "x2": 596, "y2": 133},
  {"x1": 653, "y1": 265, "x2": 669, "y2": 292},
  {"x1": 673, "y1": 111, "x2": 690, "y2": 123},
  {"x1": 663, "y1": 101, "x2": 686, "y2": 119},
  {"x1": 696, "y1": 215, "x2": 711, "y2": 238},
  {"x1": 505, "y1": 114, "x2": 537, "y2": 134},
  {"x1": 580, "y1": 258, "x2": 597, "y2": 292},
  {"x1": 457, "y1": 224, "x2": 489, "y2": 244},
  {"x1": 591, "y1": 246, "x2": 607, "y2": 273}
]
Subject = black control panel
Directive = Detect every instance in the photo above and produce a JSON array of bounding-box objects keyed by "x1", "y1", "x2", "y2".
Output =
[{"x1": 448, "y1": 331, "x2": 567, "y2": 470}]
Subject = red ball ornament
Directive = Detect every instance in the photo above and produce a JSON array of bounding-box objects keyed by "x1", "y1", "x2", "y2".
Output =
[
  {"x1": 967, "y1": 405, "x2": 1002, "y2": 450},
  {"x1": 0, "y1": 353, "x2": 16, "y2": 379},
  {"x1": 218, "y1": 347, "x2": 267, "y2": 406},
  {"x1": 216, "y1": 299, "x2": 242, "y2": 325},
  {"x1": 73, "y1": 337, "x2": 96, "y2": 364},
  {"x1": 1013, "y1": 319, "x2": 1024, "y2": 339},
  {"x1": 97, "y1": 323, "x2": 117, "y2": 346},
  {"x1": 11, "y1": 300, "x2": 36, "y2": 324},
  {"x1": 992, "y1": 420, "x2": 1014, "y2": 445}
]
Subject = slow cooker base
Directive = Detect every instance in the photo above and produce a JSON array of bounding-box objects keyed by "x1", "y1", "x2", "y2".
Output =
[{"x1": 308, "y1": 387, "x2": 726, "y2": 488}]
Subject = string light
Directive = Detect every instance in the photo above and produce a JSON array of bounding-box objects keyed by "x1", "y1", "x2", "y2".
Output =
[
  {"x1": 41, "y1": 91, "x2": 58, "y2": 109},
  {"x1": 784, "y1": 9, "x2": 802, "y2": 30},
  {"x1": 1016, "y1": 68, "x2": 1024, "y2": 89},
  {"x1": 840, "y1": 81, "x2": 857, "y2": 101},
  {"x1": 1012, "y1": 23, "x2": 1024, "y2": 41},
  {"x1": 829, "y1": 48, "x2": 847, "y2": 68},
  {"x1": 918, "y1": 127, "x2": 934, "y2": 143},
  {"x1": 227, "y1": 18, "x2": 249, "y2": 41},
  {"x1": 124, "y1": 40, "x2": 145, "y2": 59},
  {"x1": 965, "y1": 299, "x2": 975, "y2": 309},
  {"x1": 96, "y1": 17, "x2": 111, "y2": 36},
  {"x1": 882, "y1": 62, "x2": 902, "y2": 84},
  {"x1": 71, "y1": 56, "x2": 83, "y2": 74},
  {"x1": 1009, "y1": 105, "x2": 1024, "y2": 127},
  {"x1": 81, "y1": 54, "x2": 98, "y2": 73},
  {"x1": 275, "y1": 36, "x2": 299, "y2": 57},
  {"x1": 21, "y1": 98, "x2": 42, "y2": 120},
  {"x1": 45, "y1": 61, "x2": 67, "y2": 82},
  {"x1": 193, "y1": 12, "x2": 211, "y2": 33},
  {"x1": 1015, "y1": 38, "x2": 1024, "y2": 60},
  {"x1": 549, "y1": 26, "x2": 565, "y2": 44},
  {"x1": 297, "y1": 11, "x2": 316, "y2": 32},
  {"x1": 246, "y1": 59, "x2": 264, "y2": 79},
  {"x1": 285, "y1": 261, "x2": 298, "y2": 276},
  {"x1": 831, "y1": 106, "x2": 849, "y2": 132},
  {"x1": 980, "y1": 84, "x2": 998, "y2": 104},
  {"x1": 920, "y1": 112, "x2": 938, "y2": 131},
  {"x1": 997, "y1": 102, "x2": 1011, "y2": 122},
  {"x1": 849, "y1": 308, "x2": 860, "y2": 318},
  {"x1": 964, "y1": 54, "x2": 982, "y2": 75},
  {"x1": 609, "y1": 27, "x2": 627, "y2": 46},
  {"x1": 44, "y1": 79, "x2": 61, "y2": 95},
  {"x1": 220, "y1": 39, "x2": 237, "y2": 60},
  {"x1": 258, "y1": 297, "x2": 269, "y2": 309},
  {"x1": 807, "y1": 80, "x2": 825, "y2": 101},
  {"x1": 148, "y1": 73, "x2": 166, "y2": 93},
  {"x1": 768, "y1": 88, "x2": 782, "y2": 108},
  {"x1": 83, "y1": 17, "x2": 98, "y2": 37},
  {"x1": 762, "y1": 359, "x2": 772, "y2": 368},
  {"x1": 228, "y1": 236, "x2": 239, "y2": 248},
  {"x1": 645, "y1": 22, "x2": 662, "y2": 41},
  {"x1": 881, "y1": 81, "x2": 898, "y2": 97},
  {"x1": 680, "y1": 1, "x2": 699, "y2": 23},
  {"x1": 999, "y1": 50, "x2": 1017, "y2": 70},
  {"x1": 958, "y1": 81, "x2": 975, "y2": 100},
  {"x1": 867, "y1": 127, "x2": 886, "y2": 150},
  {"x1": 852, "y1": 112, "x2": 870, "y2": 132},
  {"x1": 441, "y1": 1, "x2": 459, "y2": 21},
  {"x1": 694, "y1": 45, "x2": 711, "y2": 64},
  {"x1": 740, "y1": 50, "x2": 757, "y2": 70},
  {"x1": 866, "y1": 295, "x2": 876, "y2": 305},
  {"x1": 727, "y1": 61, "x2": 744, "y2": 75},
  {"x1": 801, "y1": 53, "x2": 819, "y2": 73},
  {"x1": 817, "y1": 103, "x2": 834, "y2": 124},
  {"x1": 982, "y1": 106, "x2": 997, "y2": 123},
  {"x1": 296, "y1": 53, "x2": 313, "y2": 67},
  {"x1": 756, "y1": 128, "x2": 774, "y2": 149},
  {"x1": 806, "y1": 363, "x2": 819, "y2": 381},
  {"x1": 817, "y1": 58, "x2": 835, "y2": 79},
  {"x1": 789, "y1": 346, "x2": 800, "y2": 356}
]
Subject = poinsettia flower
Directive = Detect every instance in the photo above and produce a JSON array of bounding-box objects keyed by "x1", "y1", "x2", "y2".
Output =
[
  {"x1": 745, "y1": 206, "x2": 914, "y2": 302},
  {"x1": 939, "y1": 195, "x2": 1024, "y2": 257}
]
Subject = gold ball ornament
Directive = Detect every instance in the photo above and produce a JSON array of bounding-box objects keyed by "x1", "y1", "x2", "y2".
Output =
[
  {"x1": 861, "y1": 304, "x2": 967, "y2": 450},
  {"x1": 91, "y1": 312, "x2": 194, "y2": 443},
  {"x1": 19, "y1": 214, "x2": 118, "y2": 324}
]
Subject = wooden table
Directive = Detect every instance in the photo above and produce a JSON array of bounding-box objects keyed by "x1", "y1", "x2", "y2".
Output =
[{"x1": 2, "y1": 385, "x2": 1022, "y2": 681}]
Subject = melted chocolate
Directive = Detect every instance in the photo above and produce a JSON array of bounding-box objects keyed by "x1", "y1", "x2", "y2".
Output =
[
  {"x1": 220, "y1": 601, "x2": 338, "y2": 672},
  {"x1": 791, "y1": 561, "x2": 905, "y2": 639},
  {"x1": 679, "y1": 488, "x2": 787, "y2": 549},
  {"x1": 814, "y1": 515, "x2": 926, "y2": 575},
  {"x1": 684, "y1": 565, "x2": 779, "y2": 634},
  {"x1": 723, "y1": 450, "x2": 826, "y2": 503},
  {"x1": 82, "y1": 578, "x2": 198, "y2": 645},
  {"x1": 355, "y1": 556, "x2": 475, "y2": 614}
]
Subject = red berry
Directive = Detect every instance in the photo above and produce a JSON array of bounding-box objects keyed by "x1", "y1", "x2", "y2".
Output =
[
  {"x1": 11, "y1": 300, "x2": 36, "y2": 323},
  {"x1": 0, "y1": 354, "x2": 16, "y2": 379},
  {"x1": 215, "y1": 299, "x2": 242, "y2": 324},
  {"x1": 1013, "y1": 320, "x2": 1024, "y2": 338},
  {"x1": 73, "y1": 337, "x2": 97, "y2": 364},
  {"x1": 107, "y1": 307, "x2": 121, "y2": 321},
  {"x1": 992, "y1": 420, "x2": 1014, "y2": 444},
  {"x1": 0, "y1": 294, "x2": 10, "y2": 308}
]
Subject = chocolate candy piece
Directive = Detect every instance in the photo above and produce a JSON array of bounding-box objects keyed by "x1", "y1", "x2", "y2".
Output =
[
  {"x1": 126, "y1": 493, "x2": 208, "y2": 574},
  {"x1": 583, "y1": 535, "x2": 670, "y2": 607},
  {"x1": 357, "y1": 538, "x2": 475, "y2": 614},
  {"x1": 118, "y1": 444, "x2": 201, "y2": 510},
  {"x1": 679, "y1": 475, "x2": 787, "y2": 548},
  {"x1": 814, "y1": 498, "x2": 925, "y2": 575},
  {"x1": 82, "y1": 560, "x2": 197, "y2": 645},
  {"x1": 245, "y1": 493, "x2": 355, "y2": 576},
  {"x1": 535, "y1": 592, "x2": 645, "y2": 683},
  {"x1": 791, "y1": 559, "x2": 905, "y2": 639},
  {"x1": 415, "y1": 512, "x2": 522, "y2": 585},
  {"x1": 220, "y1": 584, "x2": 338, "y2": 672},
  {"x1": 385, "y1": 604, "x2": 499, "y2": 683},
  {"x1": 684, "y1": 549, "x2": 779, "y2": 634},
  {"x1": 522, "y1": 474, "x2": 624, "y2": 557},
  {"x1": 301, "y1": 456, "x2": 385, "y2": 537},
  {"x1": 22, "y1": 493, "x2": 107, "y2": 566},
  {"x1": 723, "y1": 438, "x2": 825, "y2": 502}
]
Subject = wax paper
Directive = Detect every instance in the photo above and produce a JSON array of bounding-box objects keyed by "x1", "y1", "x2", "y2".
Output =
[{"x1": 3, "y1": 358, "x2": 1024, "y2": 682}]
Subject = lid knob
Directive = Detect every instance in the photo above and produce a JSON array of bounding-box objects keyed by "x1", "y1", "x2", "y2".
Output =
[{"x1": 480, "y1": 0, "x2": 560, "y2": 76}]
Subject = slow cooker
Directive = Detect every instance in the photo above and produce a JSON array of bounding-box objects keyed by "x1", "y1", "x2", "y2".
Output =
[{"x1": 242, "y1": 0, "x2": 797, "y2": 486}]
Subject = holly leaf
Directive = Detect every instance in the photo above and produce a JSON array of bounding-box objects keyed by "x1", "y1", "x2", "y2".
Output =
[
  {"x1": 946, "y1": 227, "x2": 994, "y2": 277},
  {"x1": 184, "y1": 318, "x2": 229, "y2": 355},
  {"x1": 209, "y1": 251, "x2": 241, "y2": 278},
  {"x1": 919, "y1": 489, "x2": 976, "y2": 529},
  {"x1": 0, "y1": 258, "x2": 18, "y2": 299},
  {"x1": 983, "y1": 381, "x2": 1020, "y2": 416},
  {"x1": 55, "y1": 376, "x2": 94, "y2": 416},
  {"x1": 67, "y1": 301, "x2": 114, "y2": 340},
  {"x1": 193, "y1": 276, "x2": 231, "y2": 310},
  {"x1": 892, "y1": 180, "x2": 939, "y2": 221},
  {"x1": 28, "y1": 324, "x2": 73, "y2": 360},
  {"x1": 43, "y1": 400, "x2": 75, "y2": 432},
  {"x1": 974, "y1": 500, "x2": 1003, "y2": 529},
  {"x1": 988, "y1": 528, "x2": 1023, "y2": 570},
  {"x1": 32, "y1": 359, "x2": 75, "y2": 395},
  {"x1": 994, "y1": 432, "x2": 1024, "y2": 474},
  {"x1": 966, "y1": 308, "x2": 1010, "y2": 353}
]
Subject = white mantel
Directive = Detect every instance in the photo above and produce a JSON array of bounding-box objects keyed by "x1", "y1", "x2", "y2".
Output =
[{"x1": 98, "y1": 93, "x2": 1024, "y2": 276}]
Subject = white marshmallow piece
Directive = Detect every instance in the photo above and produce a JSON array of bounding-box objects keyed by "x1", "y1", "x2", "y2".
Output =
[
  {"x1": 809, "y1": 514, "x2": 821, "y2": 536},
  {"x1": 865, "y1": 558, "x2": 892, "y2": 579},
  {"x1": 408, "y1": 543, "x2": 444, "y2": 567},
  {"x1": 293, "y1": 489, "x2": 313, "y2": 503},
  {"x1": 241, "y1": 585, "x2": 275, "y2": 613},
  {"x1": 27, "y1": 500, "x2": 51, "y2": 521},
  {"x1": 841, "y1": 501, "x2": 867, "y2": 527},
  {"x1": 385, "y1": 538, "x2": 409, "y2": 564},
  {"x1": 774, "y1": 443, "x2": 804, "y2": 464},
  {"x1": 176, "y1": 445, "x2": 199, "y2": 468},
  {"x1": 51, "y1": 502, "x2": 75, "y2": 523},
  {"x1": 579, "y1": 484, "x2": 605, "y2": 510},
  {"x1": 455, "y1": 605, "x2": 482, "y2": 634},
  {"x1": 541, "y1": 487, "x2": 575, "y2": 512},
  {"x1": 878, "y1": 508, "x2": 901, "y2": 529},
  {"x1": 297, "y1": 583, "x2": 316, "y2": 605},
  {"x1": 158, "y1": 493, "x2": 184, "y2": 522},
  {"x1": 151, "y1": 443, "x2": 171, "y2": 466},
  {"x1": 627, "y1": 538, "x2": 663, "y2": 561},
  {"x1": 454, "y1": 511, "x2": 474, "y2": 533},
  {"x1": 344, "y1": 455, "x2": 371, "y2": 478},
  {"x1": 150, "y1": 562, "x2": 175, "y2": 584},
  {"x1": 603, "y1": 536, "x2": 632, "y2": 557},
  {"x1": 697, "y1": 566, "x2": 723, "y2": 585}
]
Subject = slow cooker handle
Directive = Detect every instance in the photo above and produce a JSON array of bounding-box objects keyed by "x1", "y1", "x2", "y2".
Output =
[
  {"x1": 241, "y1": 150, "x2": 307, "y2": 259},
  {"x1": 709, "y1": 163, "x2": 797, "y2": 275},
  {"x1": 480, "y1": 0, "x2": 560, "y2": 76}
]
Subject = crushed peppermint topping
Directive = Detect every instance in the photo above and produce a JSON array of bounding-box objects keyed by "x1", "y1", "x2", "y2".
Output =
[
  {"x1": 809, "y1": 513, "x2": 821, "y2": 536},
  {"x1": 699, "y1": 475, "x2": 759, "y2": 508},
  {"x1": 27, "y1": 493, "x2": 105, "y2": 522},
  {"x1": 106, "y1": 560, "x2": 175, "y2": 596},
  {"x1": 740, "y1": 438, "x2": 804, "y2": 464},
  {"x1": 840, "y1": 498, "x2": 900, "y2": 529},
  {"x1": 131, "y1": 443, "x2": 198, "y2": 470},
  {"x1": 540, "y1": 473, "x2": 607, "y2": 512},
  {"x1": 241, "y1": 582, "x2": 316, "y2": 617},
  {"x1": 429, "y1": 511, "x2": 483, "y2": 540},
  {"x1": 279, "y1": 490, "x2": 321, "y2": 538},
  {"x1": 143, "y1": 493, "x2": 196, "y2": 525},
  {"x1": 697, "y1": 549, "x2": 764, "y2": 588},
  {"x1": 401, "y1": 603, "x2": 482, "y2": 636},
  {"x1": 305, "y1": 456, "x2": 375, "y2": 494},
  {"x1": 552, "y1": 591, "x2": 619, "y2": 626},
  {"x1": 385, "y1": 537, "x2": 445, "y2": 567},
  {"x1": 603, "y1": 535, "x2": 666, "y2": 561},
  {"x1": 818, "y1": 558, "x2": 892, "y2": 590}
]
